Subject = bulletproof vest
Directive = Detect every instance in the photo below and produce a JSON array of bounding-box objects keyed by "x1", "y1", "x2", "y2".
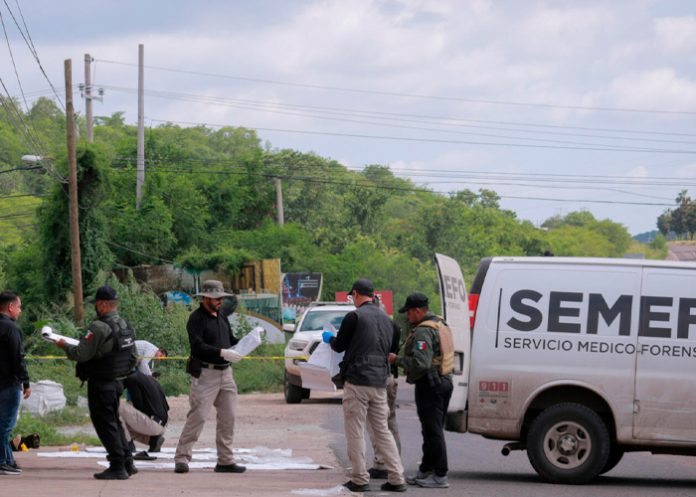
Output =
[
  {"x1": 340, "y1": 302, "x2": 392, "y2": 387},
  {"x1": 419, "y1": 316, "x2": 455, "y2": 376},
  {"x1": 81, "y1": 315, "x2": 136, "y2": 381}
]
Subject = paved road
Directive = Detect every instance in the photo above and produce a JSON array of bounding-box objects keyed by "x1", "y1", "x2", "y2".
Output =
[{"x1": 324, "y1": 380, "x2": 696, "y2": 496}]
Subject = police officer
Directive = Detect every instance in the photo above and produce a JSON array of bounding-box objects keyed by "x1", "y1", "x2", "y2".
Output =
[
  {"x1": 56, "y1": 286, "x2": 137, "y2": 480},
  {"x1": 323, "y1": 278, "x2": 406, "y2": 493},
  {"x1": 389, "y1": 293, "x2": 454, "y2": 489}
]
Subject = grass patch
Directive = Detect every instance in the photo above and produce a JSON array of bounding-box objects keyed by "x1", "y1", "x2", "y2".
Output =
[{"x1": 14, "y1": 412, "x2": 100, "y2": 446}]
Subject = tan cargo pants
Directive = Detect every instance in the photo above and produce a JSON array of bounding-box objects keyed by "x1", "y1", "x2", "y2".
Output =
[
  {"x1": 174, "y1": 367, "x2": 238, "y2": 465},
  {"x1": 119, "y1": 402, "x2": 165, "y2": 446},
  {"x1": 343, "y1": 381, "x2": 404, "y2": 485},
  {"x1": 367, "y1": 376, "x2": 401, "y2": 469}
]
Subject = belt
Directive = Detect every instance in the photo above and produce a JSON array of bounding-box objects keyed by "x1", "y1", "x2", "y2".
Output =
[{"x1": 200, "y1": 362, "x2": 230, "y2": 370}]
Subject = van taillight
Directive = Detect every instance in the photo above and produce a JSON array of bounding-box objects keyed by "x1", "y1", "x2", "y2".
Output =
[{"x1": 468, "y1": 293, "x2": 479, "y2": 330}]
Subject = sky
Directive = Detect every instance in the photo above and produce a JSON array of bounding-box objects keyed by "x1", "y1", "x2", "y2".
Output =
[{"x1": 1, "y1": 0, "x2": 695, "y2": 235}]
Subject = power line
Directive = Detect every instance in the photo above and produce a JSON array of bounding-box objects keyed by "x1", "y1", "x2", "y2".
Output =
[
  {"x1": 113, "y1": 154, "x2": 696, "y2": 189},
  {"x1": 0, "y1": 8, "x2": 28, "y2": 112},
  {"x1": 144, "y1": 117, "x2": 696, "y2": 155},
  {"x1": 109, "y1": 162, "x2": 675, "y2": 207},
  {"x1": 101, "y1": 84, "x2": 696, "y2": 144},
  {"x1": 1, "y1": 0, "x2": 64, "y2": 109},
  {"x1": 105, "y1": 239, "x2": 175, "y2": 264},
  {"x1": 95, "y1": 59, "x2": 696, "y2": 116}
]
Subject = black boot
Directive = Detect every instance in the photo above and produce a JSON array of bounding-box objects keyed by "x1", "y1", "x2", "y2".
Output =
[
  {"x1": 125, "y1": 459, "x2": 138, "y2": 476},
  {"x1": 148, "y1": 435, "x2": 165, "y2": 453},
  {"x1": 94, "y1": 465, "x2": 129, "y2": 480}
]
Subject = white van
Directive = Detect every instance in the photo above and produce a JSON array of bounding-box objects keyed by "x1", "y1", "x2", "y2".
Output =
[{"x1": 435, "y1": 254, "x2": 696, "y2": 484}]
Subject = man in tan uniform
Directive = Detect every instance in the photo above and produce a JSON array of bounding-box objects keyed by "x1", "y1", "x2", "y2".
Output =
[{"x1": 174, "y1": 280, "x2": 244, "y2": 474}]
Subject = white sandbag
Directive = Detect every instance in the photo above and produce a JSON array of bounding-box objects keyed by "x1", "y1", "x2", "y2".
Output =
[{"x1": 21, "y1": 380, "x2": 67, "y2": 416}]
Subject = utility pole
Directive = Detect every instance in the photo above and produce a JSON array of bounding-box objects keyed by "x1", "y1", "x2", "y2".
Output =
[
  {"x1": 84, "y1": 54, "x2": 93, "y2": 142},
  {"x1": 275, "y1": 177, "x2": 285, "y2": 226},
  {"x1": 64, "y1": 59, "x2": 84, "y2": 325},
  {"x1": 136, "y1": 44, "x2": 145, "y2": 209}
]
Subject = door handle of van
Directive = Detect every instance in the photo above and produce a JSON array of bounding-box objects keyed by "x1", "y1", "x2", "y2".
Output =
[{"x1": 454, "y1": 352, "x2": 464, "y2": 375}]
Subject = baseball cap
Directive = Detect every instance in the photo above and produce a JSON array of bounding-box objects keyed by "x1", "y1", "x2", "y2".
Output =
[
  {"x1": 95, "y1": 285, "x2": 118, "y2": 301},
  {"x1": 398, "y1": 292, "x2": 429, "y2": 313},
  {"x1": 349, "y1": 278, "x2": 374, "y2": 296}
]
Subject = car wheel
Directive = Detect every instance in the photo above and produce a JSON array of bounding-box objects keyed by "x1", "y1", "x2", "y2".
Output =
[
  {"x1": 527, "y1": 402, "x2": 610, "y2": 484},
  {"x1": 599, "y1": 445, "x2": 624, "y2": 475},
  {"x1": 284, "y1": 373, "x2": 304, "y2": 404}
]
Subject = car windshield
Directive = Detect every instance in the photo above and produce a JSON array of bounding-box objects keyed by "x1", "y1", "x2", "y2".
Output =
[{"x1": 299, "y1": 310, "x2": 351, "y2": 332}]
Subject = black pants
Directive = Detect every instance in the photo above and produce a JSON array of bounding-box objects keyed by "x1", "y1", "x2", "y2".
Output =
[
  {"x1": 415, "y1": 374, "x2": 453, "y2": 476},
  {"x1": 88, "y1": 379, "x2": 130, "y2": 468}
]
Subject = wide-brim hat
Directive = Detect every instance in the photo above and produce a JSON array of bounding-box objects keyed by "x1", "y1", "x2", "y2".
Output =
[{"x1": 195, "y1": 280, "x2": 233, "y2": 299}]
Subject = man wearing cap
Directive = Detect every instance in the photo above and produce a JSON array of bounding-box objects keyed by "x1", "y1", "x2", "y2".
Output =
[
  {"x1": 389, "y1": 293, "x2": 454, "y2": 489},
  {"x1": 174, "y1": 280, "x2": 245, "y2": 475},
  {"x1": 322, "y1": 278, "x2": 406, "y2": 493},
  {"x1": 56, "y1": 285, "x2": 138, "y2": 480}
]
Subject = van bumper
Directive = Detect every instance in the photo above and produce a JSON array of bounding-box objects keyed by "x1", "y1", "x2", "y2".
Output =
[{"x1": 468, "y1": 416, "x2": 519, "y2": 439}]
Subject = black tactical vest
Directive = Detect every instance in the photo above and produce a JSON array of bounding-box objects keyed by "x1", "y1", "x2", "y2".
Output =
[
  {"x1": 80, "y1": 315, "x2": 136, "y2": 381},
  {"x1": 340, "y1": 302, "x2": 392, "y2": 387}
]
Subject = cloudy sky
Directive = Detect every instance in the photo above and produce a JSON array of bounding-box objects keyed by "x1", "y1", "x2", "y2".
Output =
[{"x1": 2, "y1": 0, "x2": 695, "y2": 235}]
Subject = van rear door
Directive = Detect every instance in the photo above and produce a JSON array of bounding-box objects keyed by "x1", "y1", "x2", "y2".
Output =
[
  {"x1": 435, "y1": 253, "x2": 471, "y2": 432},
  {"x1": 633, "y1": 266, "x2": 696, "y2": 442}
]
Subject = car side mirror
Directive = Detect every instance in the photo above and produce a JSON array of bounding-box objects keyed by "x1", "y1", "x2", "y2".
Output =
[{"x1": 283, "y1": 323, "x2": 296, "y2": 333}]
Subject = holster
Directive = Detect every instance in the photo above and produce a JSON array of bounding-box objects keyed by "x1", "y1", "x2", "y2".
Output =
[{"x1": 186, "y1": 356, "x2": 202, "y2": 378}]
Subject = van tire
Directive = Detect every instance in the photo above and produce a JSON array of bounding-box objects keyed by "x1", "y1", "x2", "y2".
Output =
[
  {"x1": 599, "y1": 445, "x2": 624, "y2": 475},
  {"x1": 284, "y1": 374, "x2": 306, "y2": 404},
  {"x1": 527, "y1": 403, "x2": 610, "y2": 484}
]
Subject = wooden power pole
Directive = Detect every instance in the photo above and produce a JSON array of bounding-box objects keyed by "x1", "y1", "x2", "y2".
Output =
[
  {"x1": 136, "y1": 44, "x2": 145, "y2": 209},
  {"x1": 275, "y1": 177, "x2": 285, "y2": 226},
  {"x1": 64, "y1": 59, "x2": 84, "y2": 325}
]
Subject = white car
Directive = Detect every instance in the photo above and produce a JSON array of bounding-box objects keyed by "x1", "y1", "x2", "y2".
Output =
[{"x1": 283, "y1": 302, "x2": 355, "y2": 403}]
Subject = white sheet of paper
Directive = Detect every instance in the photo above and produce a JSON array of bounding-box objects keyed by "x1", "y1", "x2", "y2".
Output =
[
  {"x1": 40, "y1": 326, "x2": 79, "y2": 346},
  {"x1": 231, "y1": 326, "x2": 264, "y2": 356},
  {"x1": 298, "y1": 342, "x2": 344, "y2": 392},
  {"x1": 298, "y1": 363, "x2": 338, "y2": 392}
]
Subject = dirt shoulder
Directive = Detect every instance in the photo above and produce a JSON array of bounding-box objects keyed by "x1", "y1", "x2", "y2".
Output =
[{"x1": 10, "y1": 390, "x2": 348, "y2": 497}]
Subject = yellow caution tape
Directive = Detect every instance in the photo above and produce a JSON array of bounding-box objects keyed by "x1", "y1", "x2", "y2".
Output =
[{"x1": 26, "y1": 355, "x2": 304, "y2": 361}]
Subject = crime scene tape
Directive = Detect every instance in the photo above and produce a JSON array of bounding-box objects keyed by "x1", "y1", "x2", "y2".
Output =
[{"x1": 26, "y1": 355, "x2": 305, "y2": 361}]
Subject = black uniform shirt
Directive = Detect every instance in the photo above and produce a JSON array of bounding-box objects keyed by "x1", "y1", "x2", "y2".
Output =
[
  {"x1": 0, "y1": 313, "x2": 29, "y2": 390},
  {"x1": 187, "y1": 304, "x2": 239, "y2": 364}
]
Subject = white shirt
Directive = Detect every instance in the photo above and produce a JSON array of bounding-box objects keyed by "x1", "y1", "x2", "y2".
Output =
[{"x1": 135, "y1": 340, "x2": 159, "y2": 376}]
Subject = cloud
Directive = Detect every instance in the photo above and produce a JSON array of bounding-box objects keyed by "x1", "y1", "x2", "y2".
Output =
[
  {"x1": 655, "y1": 16, "x2": 696, "y2": 54},
  {"x1": 602, "y1": 68, "x2": 696, "y2": 111}
]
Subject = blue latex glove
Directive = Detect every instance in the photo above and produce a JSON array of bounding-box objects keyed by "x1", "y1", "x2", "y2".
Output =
[{"x1": 322, "y1": 331, "x2": 335, "y2": 344}]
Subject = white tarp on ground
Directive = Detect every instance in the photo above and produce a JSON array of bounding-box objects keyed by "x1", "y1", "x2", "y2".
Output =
[
  {"x1": 298, "y1": 342, "x2": 344, "y2": 392},
  {"x1": 21, "y1": 380, "x2": 66, "y2": 416},
  {"x1": 39, "y1": 446, "x2": 332, "y2": 471}
]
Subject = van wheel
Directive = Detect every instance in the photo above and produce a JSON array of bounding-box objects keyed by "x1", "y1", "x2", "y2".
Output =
[
  {"x1": 284, "y1": 374, "x2": 305, "y2": 404},
  {"x1": 599, "y1": 445, "x2": 624, "y2": 475},
  {"x1": 527, "y1": 403, "x2": 610, "y2": 484}
]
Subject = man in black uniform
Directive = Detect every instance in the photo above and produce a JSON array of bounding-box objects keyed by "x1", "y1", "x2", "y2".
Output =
[
  {"x1": 174, "y1": 280, "x2": 245, "y2": 474},
  {"x1": 390, "y1": 293, "x2": 454, "y2": 489},
  {"x1": 56, "y1": 286, "x2": 137, "y2": 480},
  {"x1": 120, "y1": 369, "x2": 169, "y2": 459},
  {"x1": 0, "y1": 291, "x2": 31, "y2": 475}
]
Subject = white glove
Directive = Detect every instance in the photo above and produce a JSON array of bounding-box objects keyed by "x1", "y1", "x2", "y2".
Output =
[{"x1": 220, "y1": 348, "x2": 243, "y2": 363}]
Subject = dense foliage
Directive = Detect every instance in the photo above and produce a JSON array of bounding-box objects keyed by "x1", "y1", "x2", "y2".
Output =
[
  {"x1": 657, "y1": 190, "x2": 696, "y2": 240},
  {"x1": 1, "y1": 96, "x2": 644, "y2": 327}
]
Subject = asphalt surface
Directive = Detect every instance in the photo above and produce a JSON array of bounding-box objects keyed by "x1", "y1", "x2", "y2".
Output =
[{"x1": 325, "y1": 380, "x2": 696, "y2": 496}]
